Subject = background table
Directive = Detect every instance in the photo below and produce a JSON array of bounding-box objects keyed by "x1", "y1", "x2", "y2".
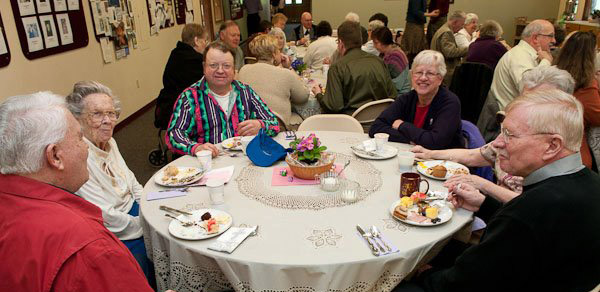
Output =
[{"x1": 140, "y1": 131, "x2": 473, "y2": 292}]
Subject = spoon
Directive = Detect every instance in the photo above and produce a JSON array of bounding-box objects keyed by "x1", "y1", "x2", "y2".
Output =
[
  {"x1": 370, "y1": 226, "x2": 391, "y2": 252},
  {"x1": 338, "y1": 160, "x2": 351, "y2": 176}
]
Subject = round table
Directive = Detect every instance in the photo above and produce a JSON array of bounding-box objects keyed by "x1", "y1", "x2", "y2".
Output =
[{"x1": 140, "y1": 131, "x2": 473, "y2": 292}]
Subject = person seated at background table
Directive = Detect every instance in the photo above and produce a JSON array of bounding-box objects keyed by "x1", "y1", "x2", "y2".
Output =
[
  {"x1": 397, "y1": 88, "x2": 600, "y2": 292},
  {"x1": 269, "y1": 27, "x2": 289, "y2": 56},
  {"x1": 372, "y1": 26, "x2": 412, "y2": 95},
  {"x1": 369, "y1": 50, "x2": 463, "y2": 150},
  {"x1": 65, "y1": 81, "x2": 155, "y2": 285},
  {"x1": 454, "y1": 12, "x2": 478, "y2": 49},
  {"x1": 272, "y1": 12, "x2": 287, "y2": 31},
  {"x1": 0, "y1": 92, "x2": 155, "y2": 291},
  {"x1": 154, "y1": 23, "x2": 208, "y2": 130},
  {"x1": 344, "y1": 12, "x2": 369, "y2": 46},
  {"x1": 238, "y1": 34, "x2": 310, "y2": 128},
  {"x1": 554, "y1": 31, "x2": 600, "y2": 170},
  {"x1": 369, "y1": 12, "x2": 389, "y2": 28},
  {"x1": 166, "y1": 41, "x2": 280, "y2": 157},
  {"x1": 465, "y1": 20, "x2": 508, "y2": 70},
  {"x1": 412, "y1": 65, "x2": 575, "y2": 203},
  {"x1": 242, "y1": 20, "x2": 273, "y2": 61},
  {"x1": 362, "y1": 20, "x2": 386, "y2": 56},
  {"x1": 294, "y1": 12, "x2": 316, "y2": 46},
  {"x1": 303, "y1": 20, "x2": 338, "y2": 70},
  {"x1": 312, "y1": 20, "x2": 397, "y2": 115},
  {"x1": 218, "y1": 21, "x2": 244, "y2": 71},
  {"x1": 430, "y1": 10, "x2": 467, "y2": 85}
]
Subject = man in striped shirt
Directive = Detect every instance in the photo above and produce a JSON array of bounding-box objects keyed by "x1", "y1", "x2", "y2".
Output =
[{"x1": 166, "y1": 41, "x2": 280, "y2": 157}]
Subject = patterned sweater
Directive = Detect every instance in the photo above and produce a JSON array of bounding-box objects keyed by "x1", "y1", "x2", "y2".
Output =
[{"x1": 166, "y1": 78, "x2": 280, "y2": 155}]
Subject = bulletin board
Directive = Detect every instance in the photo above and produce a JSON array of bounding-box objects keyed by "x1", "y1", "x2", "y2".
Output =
[
  {"x1": 146, "y1": 0, "x2": 177, "y2": 35},
  {"x1": 9, "y1": 0, "x2": 88, "y2": 60},
  {"x1": 0, "y1": 12, "x2": 11, "y2": 68}
]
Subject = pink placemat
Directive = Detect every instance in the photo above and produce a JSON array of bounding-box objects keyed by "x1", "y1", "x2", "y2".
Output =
[{"x1": 272, "y1": 164, "x2": 343, "y2": 186}]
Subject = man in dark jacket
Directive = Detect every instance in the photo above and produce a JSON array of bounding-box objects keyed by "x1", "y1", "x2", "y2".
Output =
[
  {"x1": 293, "y1": 12, "x2": 317, "y2": 45},
  {"x1": 154, "y1": 24, "x2": 207, "y2": 129}
]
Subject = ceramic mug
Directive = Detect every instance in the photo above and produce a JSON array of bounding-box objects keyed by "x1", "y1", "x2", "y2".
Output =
[{"x1": 400, "y1": 172, "x2": 429, "y2": 197}]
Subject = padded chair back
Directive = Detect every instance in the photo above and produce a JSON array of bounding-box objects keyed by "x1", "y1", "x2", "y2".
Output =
[
  {"x1": 461, "y1": 120, "x2": 494, "y2": 182},
  {"x1": 298, "y1": 114, "x2": 364, "y2": 133},
  {"x1": 352, "y1": 98, "x2": 395, "y2": 132},
  {"x1": 449, "y1": 62, "x2": 494, "y2": 124},
  {"x1": 588, "y1": 126, "x2": 600, "y2": 173},
  {"x1": 272, "y1": 111, "x2": 288, "y2": 132}
]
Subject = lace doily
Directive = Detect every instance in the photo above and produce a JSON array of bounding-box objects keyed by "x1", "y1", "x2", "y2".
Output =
[{"x1": 236, "y1": 152, "x2": 382, "y2": 210}]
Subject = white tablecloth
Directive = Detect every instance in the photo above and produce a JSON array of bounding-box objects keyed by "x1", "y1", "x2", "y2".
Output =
[{"x1": 140, "y1": 131, "x2": 473, "y2": 292}]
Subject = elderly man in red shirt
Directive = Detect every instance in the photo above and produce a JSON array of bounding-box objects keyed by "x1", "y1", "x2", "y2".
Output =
[{"x1": 0, "y1": 92, "x2": 165, "y2": 291}]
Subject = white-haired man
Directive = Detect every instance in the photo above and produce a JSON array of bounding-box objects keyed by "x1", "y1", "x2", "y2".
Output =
[
  {"x1": 430, "y1": 10, "x2": 467, "y2": 85},
  {"x1": 0, "y1": 93, "x2": 155, "y2": 291},
  {"x1": 478, "y1": 19, "x2": 555, "y2": 142},
  {"x1": 399, "y1": 88, "x2": 600, "y2": 291},
  {"x1": 362, "y1": 20, "x2": 385, "y2": 56},
  {"x1": 294, "y1": 12, "x2": 316, "y2": 45}
]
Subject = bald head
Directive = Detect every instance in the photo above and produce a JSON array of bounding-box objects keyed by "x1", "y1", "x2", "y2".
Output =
[
  {"x1": 301, "y1": 12, "x2": 312, "y2": 29},
  {"x1": 521, "y1": 19, "x2": 555, "y2": 51}
]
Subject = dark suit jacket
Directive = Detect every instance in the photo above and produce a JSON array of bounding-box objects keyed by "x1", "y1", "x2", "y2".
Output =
[{"x1": 293, "y1": 24, "x2": 317, "y2": 41}]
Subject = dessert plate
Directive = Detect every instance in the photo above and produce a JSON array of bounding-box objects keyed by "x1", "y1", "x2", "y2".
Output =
[
  {"x1": 168, "y1": 209, "x2": 233, "y2": 240},
  {"x1": 389, "y1": 199, "x2": 452, "y2": 226},
  {"x1": 154, "y1": 166, "x2": 205, "y2": 187},
  {"x1": 416, "y1": 160, "x2": 469, "y2": 180},
  {"x1": 221, "y1": 137, "x2": 243, "y2": 150}
]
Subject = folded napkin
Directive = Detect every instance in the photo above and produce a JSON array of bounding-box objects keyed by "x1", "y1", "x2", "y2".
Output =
[
  {"x1": 272, "y1": 164, "x2": 344, "y2": 186},
  {"x1": 147, "y1": 190, "x2": 188, "y2": 201},
  {"x1": 357, "y1": 227, "x2": 399, "y2": 256},
  {"x1": 208, "y1": 226, "x2": 257, "y2": 253},
  {"x1": 189, "y1": 166, "x2": 235, "y2": 186}
]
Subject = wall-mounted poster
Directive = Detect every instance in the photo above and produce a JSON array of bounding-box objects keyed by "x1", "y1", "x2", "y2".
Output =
[
  {"x1": 56, "y1": 13, "x2": 73, "y2": 44},
  {"x1": 213, "y1": 0, "x2": 223, "y2": 22},
  {"x1": 67, "y1": 0, "x2": 79, "y2": 10},
  {"x1": 18, "y1": 0, "x2": 37, "y2": 16},
  {"x1": 0, "y1": 12, "x2": 10, "y2": 68},
  {"x1": 147, "y1": 0, "x2": 176, "y2": 32},
  {"x1": 36, "y1": 0, "x2": 52, "y2": 13},
  {"x1": 0, "y1": 25, "x2": 8, "y2": 55},
  {"x1": 21, "y1": 16, "x2": 44, "y2": 52},
  {"x1": 39, "y1": 14, "x2": 59, "y2": 48},
  {"x1": 53, "y1": 0, "x2": 67, "y2": 11}
]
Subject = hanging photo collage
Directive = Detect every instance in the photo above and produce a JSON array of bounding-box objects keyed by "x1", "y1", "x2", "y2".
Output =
[
  {"x1": 146, "y1": 0, "x2": 177, "y2": 35},
  {"x1": 89, "y1": 0, "x2": 139, "y2": 62}
]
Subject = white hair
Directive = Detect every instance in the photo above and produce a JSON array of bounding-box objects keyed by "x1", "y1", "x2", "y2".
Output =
[
  {"x1": 65, "y1": 80, "x2": 121, "y2": 118},
  {"x1": 520, "y1": 66, "x2": 575, "y2": 94},
  {"x1": 345, "y1": 12, "x2": 360, "y2": 23},
  {"x1": 412, "y1": 50, "x2": 447, "y2": 77},
  {"x1": 506, "y1": 88, "x2": 584, "y2": 152},
  {"x1": 448, "y1": 10, "x2": 466, "y2": 21},
  {"x1": 368, "y1": 20, "x2": 385, "y2": 31},
  {"x1": 465, "y1": 13, "x2": 478, "y2": 25},
  {"x1": 521, "y1": 19, "x2": 549, "y2": 38},
  {"x1": 0, "y1": 92, "x2": 68, "y2": 174}
]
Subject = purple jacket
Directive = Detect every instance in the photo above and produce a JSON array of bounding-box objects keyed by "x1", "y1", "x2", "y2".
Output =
[{"x1": 466, "y1": 36, "x2": 507, "y2": 70}]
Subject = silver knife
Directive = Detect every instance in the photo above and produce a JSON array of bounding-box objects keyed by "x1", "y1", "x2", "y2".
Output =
[
  {"x1": 356, "y1": 225, "x2": 379, "y2": 256},
  {"x1": 160, "y1": 205, "x2": 193, "y2": 216},
  {"x1": 351, "y1": 146, "x2": 383, "y2": 158}
]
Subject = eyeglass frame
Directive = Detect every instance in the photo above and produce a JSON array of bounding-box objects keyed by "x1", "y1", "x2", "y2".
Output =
[
  {"x1": 537, "y1": 33, "x2": 555, "y2": 39},
  {"x1": 499, "y1": 124, "x2": 554, "y2": 143},
  {"x1": 412, "y1": 70, "x2": 441, "y2": 79},
  {"x1": 83, "y1": 110, "x2": 120, "y2": 123},
  {"x1": 206, "y1": 62, "x2": 234, "y2": 70}
]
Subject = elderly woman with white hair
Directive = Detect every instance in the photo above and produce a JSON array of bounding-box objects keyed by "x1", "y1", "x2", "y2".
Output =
[
  {"x1": 65, "y1": 81, "x2": 154, "y2": 284},
  {"x1": 455, "y1": 12, "x2": 478, "y2": 49},
  {"x1": 370, "y1": 50, "x2": 463, "y2": 149}
]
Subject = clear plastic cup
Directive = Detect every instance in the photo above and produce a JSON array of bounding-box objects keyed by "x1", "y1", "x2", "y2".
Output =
[
  {"x1": 206, "y1": 178, "x2": 225, "y2": 205},
  {"x1": 397, "y1": 151, "x2": 415, "y2": 173}
]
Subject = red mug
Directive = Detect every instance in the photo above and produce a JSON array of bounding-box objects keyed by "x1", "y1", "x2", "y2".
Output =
[{"x1": 400, "y1": 172, "x2": 429, "y2": 197}]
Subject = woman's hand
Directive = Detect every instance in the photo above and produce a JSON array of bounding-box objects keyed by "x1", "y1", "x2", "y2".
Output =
[
  {"x1": 411, "y1": 145, "x2": 432, "y2": 159},
  {"x1": 447, "y1": 183, "x2": 485, "y2": 212},
  {"x1": 238, "y1": 120, "x2": 262, "y2": 136},
  {"x1": 195, "y1": 143, "x2": 219, "y2": 157},
  {"x1": 280, "y1": 54, "x2": 291, "y2": 68}
]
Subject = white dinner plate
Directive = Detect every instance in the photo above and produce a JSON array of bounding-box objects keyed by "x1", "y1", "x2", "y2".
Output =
[
  {"x1": 221, "y1": 137, "x2": 243, "y2": 150},
  {"x1": 352, "y1": 143, "x2": 398, "y2": 160},
  {"x1": 416, "y1": 160, "x2": 469, "y2": 181},
  {"x1": 389, "y1": 199, "x2": 453, "y2": 227},
  {"x1": 168, "y1": 209, "x2": 233, "y2": 240},
  {"x1": 154, "y1": 166, "x2": 205, "y2": 187}
]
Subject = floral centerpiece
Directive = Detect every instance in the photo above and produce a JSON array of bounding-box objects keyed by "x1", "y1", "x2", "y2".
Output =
[
  {"x1": 286, "y1": 133, "x2": 335, "y2": 179},
  {"x1": 291, "y1": 59, "x2": 308, "y2": 75}
]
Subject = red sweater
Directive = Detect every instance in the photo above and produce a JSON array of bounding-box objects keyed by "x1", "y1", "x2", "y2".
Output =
[{"x1": 574, "y1": 79, "x2": 600, "y2": 169}]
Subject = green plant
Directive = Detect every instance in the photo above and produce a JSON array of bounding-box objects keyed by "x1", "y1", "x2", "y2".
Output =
[{"x1": 289, "y1": 133, "x2": 327, "y2": 163}]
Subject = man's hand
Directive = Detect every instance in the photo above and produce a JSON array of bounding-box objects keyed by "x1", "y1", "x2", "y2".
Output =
[
  {"x1": 238, "y1": 119, "x2": 262, "y2": 136},
  {"x1": 392, "y1": 119, "x2": 404, "y2": 130},
  {"x1": 411, "y1": 145, "x2": 432, "y2": 160},
  {"x1": 323, "y1": 57, "x2": 331, "y2": 65},
  {"x1": 444, "y1": 174, "x2": 489, "y2": 193},
  {"x1": 426, "y1": 9, "x2": 440, "y2": 17},
  {"x1": 297, "y1": 37, "x2": 308, "y2": 46},
  {"x1": 536, "y1": 46, "x2": 553, "y2": 63},
  {"x1": 195, "y1": 143, "x2": 219, "y2": 157},
  {"x1": 446, "y1": 183, "x2": 485, "y2": 212}
]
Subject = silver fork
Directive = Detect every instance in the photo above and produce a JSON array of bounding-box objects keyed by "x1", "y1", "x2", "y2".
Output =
[
  {"x1": 371, "y1": 226, "x2": 391, "y2": 252},
  {"x1": 165, "y1": 213, "x2": 202, "y2": 228},
  {"x1": 221, "y1": 149, "x2": 238, "y2": 157}
]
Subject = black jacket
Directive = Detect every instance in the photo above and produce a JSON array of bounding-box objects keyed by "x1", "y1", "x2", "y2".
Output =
[
  {"x1": 154, "y1": 41, "x2": 204, "y2": 129},
  {"x1": 369, "y1": 86, "x2": 464, "y2": 150},
  {"x1": 293, "y1": 24, "x2": 317, "y2": 41}
]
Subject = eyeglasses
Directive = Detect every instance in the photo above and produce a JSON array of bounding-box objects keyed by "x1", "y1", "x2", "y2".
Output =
[
  {"x1": 537, "y1": 33, "x2": 555, "y2": 39},
  {"x1": 412, "y1": 71, "x2": 440, "y2": 79},
  {"x1": 85, "y1": 110, "x2": 119, "y2": 123},
  {"x1": 500, "y1": 125, "x2": 553, "y2": 143},
  {"x1": 207, "y1": 63, "x2": 234, "y2": 70}
]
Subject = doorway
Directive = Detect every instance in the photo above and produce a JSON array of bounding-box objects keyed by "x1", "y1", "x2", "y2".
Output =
[{"x1": 281, "y1": 0, "x2": 311, "y2": 23}]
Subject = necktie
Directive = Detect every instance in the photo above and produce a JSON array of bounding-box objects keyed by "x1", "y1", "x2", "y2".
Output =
[{"x1": 305, "y1": 29, "x2": 309, "y2": 36}]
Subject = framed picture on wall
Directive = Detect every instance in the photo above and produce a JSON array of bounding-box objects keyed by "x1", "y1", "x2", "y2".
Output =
[{"x1": 213, "y1": 0, "x2": 223, "y2": 22}]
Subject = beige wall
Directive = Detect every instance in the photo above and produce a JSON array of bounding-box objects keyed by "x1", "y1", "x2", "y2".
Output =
[
  {"x1": 0, "y1": 0, "x2": 201, "y2": 121},
  {"x1": 313, "y1": 0, "x2": 560, "y2": 45}
]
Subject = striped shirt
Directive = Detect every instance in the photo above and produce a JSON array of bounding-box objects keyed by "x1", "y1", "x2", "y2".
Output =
[{"x1": 165, "y1": 78, "x2": 280, "y2": 155}]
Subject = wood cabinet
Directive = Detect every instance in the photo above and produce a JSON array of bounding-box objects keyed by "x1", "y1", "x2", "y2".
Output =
[{"x1": 565, "y1": 21, "x2": 600, "y2": 35}]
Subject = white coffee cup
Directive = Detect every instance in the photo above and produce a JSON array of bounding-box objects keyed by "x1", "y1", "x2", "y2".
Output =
[
  {"x1": 206, "y1": 178, "x2": 225, "y2": 205},
  {"x1": 374, "y1": 133, "x2": 390, "y2": 152},
  {"x1": 397, "y1": 151, "x2": 415, "y2": 172},
  {"x1": 196, "y1": 150, "x2": 212, "y2": 171},
  {"x1": 240, "y1": 136, "x2": 255, "y2": 155}
]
